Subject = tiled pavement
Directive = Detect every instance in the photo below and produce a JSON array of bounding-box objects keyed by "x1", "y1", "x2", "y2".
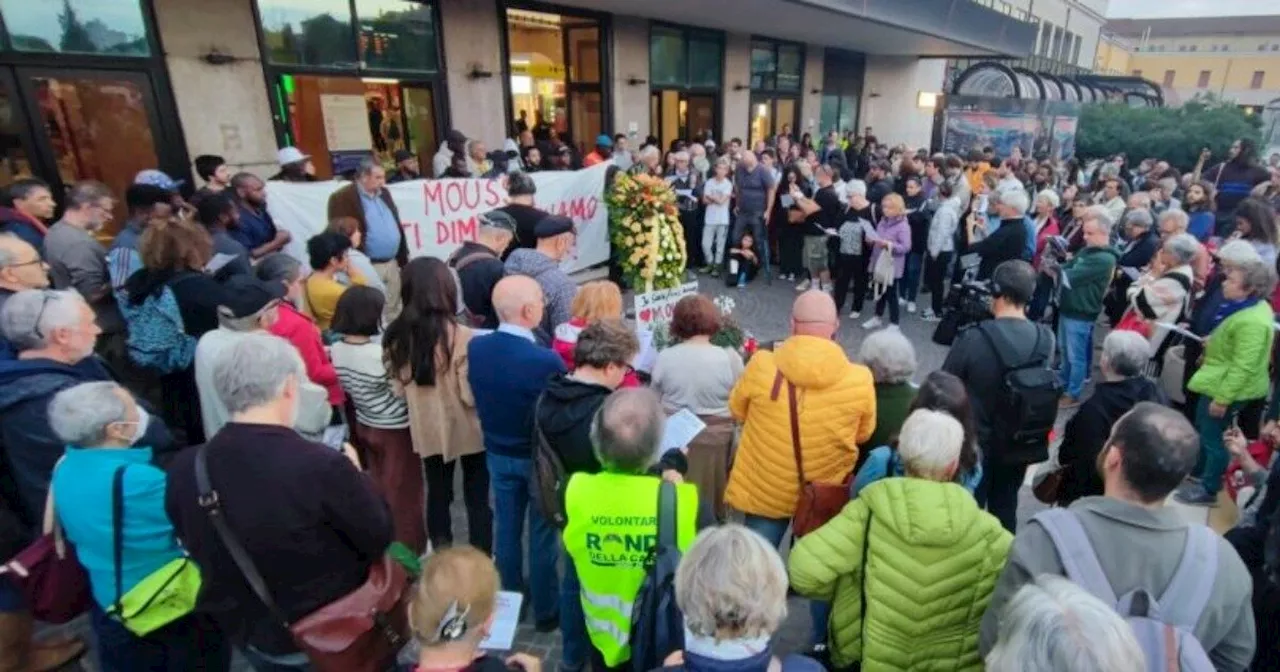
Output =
[{"x1": 48, "y1": 274, "x2": 1232, "y2": 671}]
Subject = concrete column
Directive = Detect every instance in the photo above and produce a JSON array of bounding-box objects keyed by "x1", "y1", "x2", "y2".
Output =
[
  {"x1": 801, "y1": 45, "x2": 825, "y2": 137},
  {"x1": 721, "y1": 33, "x2": 751, "y2": 144},
  {"x1": 610, "y1": 15, "x2": 650, "y2": 139},
  {"x1": 859, "y1": 56, "x2": 946, "y2": 150},
  {"x1": 151, "y1": 0, "x2": 278, "y2": 176},
  {"x1": 440, "y1": 0, "x2": 506, "y2": 147}
]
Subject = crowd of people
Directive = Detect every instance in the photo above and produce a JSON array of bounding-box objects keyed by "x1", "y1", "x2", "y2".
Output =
[{"x1": 0, "y1": 123, "x2": 1278, "y2": 672}]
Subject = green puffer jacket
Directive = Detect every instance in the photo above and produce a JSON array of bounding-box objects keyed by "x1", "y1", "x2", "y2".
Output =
[
  {"x1": 1188, "y1": 300, "x2": 1275, "y2": 405},
  {"x1": 789, "y1": 478, "x2": 1012, "y2": 671}
]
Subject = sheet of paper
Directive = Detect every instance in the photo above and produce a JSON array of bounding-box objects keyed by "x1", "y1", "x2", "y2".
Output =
[
  {"x1": 662, "y1": 409, "x2": 707, "y2": 453},
  {"x1": 675, "y1": 189, "x2": 693, "y2": 199},
  {"x1": 1121, "y1": 266, "x2": 1141, "y2": 281},
  {"x1": 632, "y1": 328, "x2": 658, "y2": 373},
  {"x1": 780, "y1": 194, "x2": 795, "y2": 208},
  {"x1": 205, "y1": 253, "x2": 238, "y2": 274},
  {"x1": 479, "y1": 591, "x2": 523, "y2": 651}
]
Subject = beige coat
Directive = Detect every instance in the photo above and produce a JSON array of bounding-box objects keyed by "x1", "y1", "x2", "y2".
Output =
[{"x1": 398, "y1": 324, "x2": 483, "y2": 461}]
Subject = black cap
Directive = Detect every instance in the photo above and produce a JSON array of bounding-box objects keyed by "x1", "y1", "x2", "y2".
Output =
[
  {"x1": 217, "y1": 277, "x2": 287, "y2": 319},
  {"x1": 534, "y1": 215, "x2": 575, "y2": 239},
  {"x1": 393, "y1": 149, "x2": 415, "y2": 163},
  {"x1": 446, "y1": 130, "x2": 467, "y2": 145},
  {"x1": 479, "y1": 210, "x2": 517, "y2": 233},
  {"x1": 486, "y1": 149, "x2": 508, "y2": 163}
]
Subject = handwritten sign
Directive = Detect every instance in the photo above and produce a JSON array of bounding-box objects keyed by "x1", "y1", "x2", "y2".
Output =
[
  {"x1": 634, "y1": 281, "x2": 699, "y2": 333},
  {"x1": 264, "y1": 163, "x2": 611, "y2": 273}
]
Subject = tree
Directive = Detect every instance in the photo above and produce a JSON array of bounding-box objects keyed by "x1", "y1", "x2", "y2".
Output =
[
  {"x1": 58, "y1": 0, "x2": 96, "y2": 53},
  {"x1": 1076, "y1": 93, "x2": 1262, "y2": 171}
]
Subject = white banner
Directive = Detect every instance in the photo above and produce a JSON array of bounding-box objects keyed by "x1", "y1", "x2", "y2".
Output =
[{"x1": 264, "y1": 163, "x2": 612, "y2": 273}]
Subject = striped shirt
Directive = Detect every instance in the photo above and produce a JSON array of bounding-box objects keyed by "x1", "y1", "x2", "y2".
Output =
[{"x1": 329, "y1": 340, "x2": 409, "y2": 429}]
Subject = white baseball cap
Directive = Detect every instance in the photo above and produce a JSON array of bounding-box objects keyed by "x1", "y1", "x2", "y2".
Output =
[{"x1": 277, "y1": 146, "x2": 310, "y2": 166}]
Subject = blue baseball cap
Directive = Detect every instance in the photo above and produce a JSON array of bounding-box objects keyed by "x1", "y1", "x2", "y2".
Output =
[
  {"x1": 596, "y1": 134, "x2": 613, "y2": 148},
  {"x1": 133, "y1": 169, "x2": 185, "y2": 192}
]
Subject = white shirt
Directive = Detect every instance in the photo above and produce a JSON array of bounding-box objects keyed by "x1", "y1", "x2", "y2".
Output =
[{"x1": 703, "y1": 177, "x2": 733, "y2": 226}]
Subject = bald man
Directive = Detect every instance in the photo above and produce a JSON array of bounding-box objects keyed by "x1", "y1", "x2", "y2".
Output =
[
  {"x1": 791, "y1": 287, "x2": 840, "y2": 339},
  {"x1": 467, "y1": 273, "x2": 565, "y2": 627},
  {"x1": 725, "y1": 289, "x2": 876, "y2": 548}
]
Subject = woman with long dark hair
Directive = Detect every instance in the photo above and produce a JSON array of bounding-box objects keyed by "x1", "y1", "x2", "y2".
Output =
[
  {"x1": 1231, "y1": 197, "x2": 1278, "y2": 264},
  {"x1": 775, "y1": 163, "x2": 810, "y2": 281},
  {"x1": 383, "y1": 257, "x2": 492, "y2": 552},
  {"x1": 851, "y1": 370, "x2": 982, "y2": 495}
]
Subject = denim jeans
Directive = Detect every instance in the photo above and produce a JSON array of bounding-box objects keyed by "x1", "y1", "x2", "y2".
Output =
[
  {"x1": 91, "y1": 607, "x2": 231, "y2": 672},
  {"x1": 487, "y1": 452, "x2": 559, "y2": 621},
  {"x1": 742, "y1": 513, "x2": 790, "y2": 549},
  {"x1": 560, "y1": 550, "x2": 589, "y2": 671},
  {"x1": 810, "y1": 600, "x2": 831, "y2": 646},
  {"x1": 1195, "y1": 397, "x2": 1244, "y2": 497},
  {"x1": 1057, "y1": 317, "x2": 1094, "y2": 400},
  {"x1": 732, "y1": 212, "x2": 771, "y2": 281},
  {"x1": 899, "y1": 252, "x2": 923, "y2": 302}
]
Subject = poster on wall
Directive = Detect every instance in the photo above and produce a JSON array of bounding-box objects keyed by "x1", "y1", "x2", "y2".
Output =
[
  {"x1": 265, "y1": 163, "x2": 612, "y2": 274},
  {"x1": 942, "y1": 110, "x2": 1039, "y2": 158},
  {"x1": 319, "y1": 94, "x2": 376, "y2": 175}
]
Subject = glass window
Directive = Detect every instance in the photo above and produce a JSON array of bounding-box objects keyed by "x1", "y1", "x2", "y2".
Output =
[
  {"x1": 257, "y1": 0, "x2": 357, "y2": 68},
  {"x1": 688, "y1": 37, "x2": 722, "y2": 89},
  {"x1": 0, "y1": 80, "x2": 33, "y2": 183},
  {"x1": 567, "y1": 25, "x2": 600, "y2": 83},
  {"x1": 1197, "y1": 70, "x2": 1210, "y2": 88},
  {"x1": 650, "y1": 27, "x2": 685, "y2": 87},
  {"x1": 750, "y1": 42, "x2": 775, "y2": 90},
  {"x1": 1, "y1": 0, "x2": 149, "y2": 55},
  {"x1": 356, "y1": 0, "x2": 438, "y2": 72},
  {"x1": 776, "y1": 44, "x2": 802, "y2": 92}
]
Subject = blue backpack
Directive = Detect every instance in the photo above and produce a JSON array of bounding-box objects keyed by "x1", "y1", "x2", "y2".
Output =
[{"x1": 119, "y1": 278, "x2": 198, "y2": 374}]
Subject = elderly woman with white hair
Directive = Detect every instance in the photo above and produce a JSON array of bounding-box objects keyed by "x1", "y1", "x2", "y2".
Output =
[
  {"x1": 1031, "y1": 189, "x2": 1061, "y2": 269},
  {"x1": 985, "y1": 575, "x2": 1144, "y2": 672},
  {"x1": 856, "y1": 328, "x2": 918, "y2": 454},
  {"x1": 1120, "y1": 232, "x2": 1200, "y2": 353},
  {"x1": 832, "y1": 179, "x2": 873, "y2": 316},
  {"x1": 668, "y1": 149, "x2": 706, "y2": 268},
  {"x1": 1053, "y1": 330, "x2": 1165, "y2": 506},
  {"x1": 790, "y1": 409, "x2": 1012, "y2": 670},
  {"x1": 1178, "y1": 257, "x2": 1277, "y2": 506},
  {"x1": 658, "y1": 524, "x2": 823, "y2": 672},
  {"x1": 49, "y1": 381, "x2": 229, "y2": 669}
]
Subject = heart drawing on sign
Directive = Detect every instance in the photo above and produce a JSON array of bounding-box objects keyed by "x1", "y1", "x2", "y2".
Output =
[{"x1": 639, "y1": 308, "x2": 653, "y2": 323}]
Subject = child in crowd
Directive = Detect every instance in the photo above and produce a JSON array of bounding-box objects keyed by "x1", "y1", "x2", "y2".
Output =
[
  {"x1": 404, "y1": 546, "x2": 541, "y2": 672},
  {"x1": 701, "y1": 158, "x2": 734, "y2": 273},
  {"x1": 727, "y1": 232, "x2": 760, "y2": 289}
]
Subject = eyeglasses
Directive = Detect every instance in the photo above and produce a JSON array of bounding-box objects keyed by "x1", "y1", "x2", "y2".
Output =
[
  {"x1": 3, "y1": 257, "x2": 43, "y2": 270},
  {"x1": 32, "y1": 290, "x2": 56, "y2": 339}
]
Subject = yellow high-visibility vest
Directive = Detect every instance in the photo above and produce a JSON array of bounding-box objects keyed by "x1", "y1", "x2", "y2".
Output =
[{"x1": 562, "y1": 472, "x2": 698, "y2": 666}]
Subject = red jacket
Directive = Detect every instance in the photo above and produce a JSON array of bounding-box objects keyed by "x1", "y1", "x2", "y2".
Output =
[
  {"x1": 552, "y1": 317, "x2": 641, "y2": 388},
  {"x1": 1033, "y1": 215, "x2": 1059, "y2": 270},
  {"x1": 270, "y1": 302, "x2": 344, "y2": 405}
]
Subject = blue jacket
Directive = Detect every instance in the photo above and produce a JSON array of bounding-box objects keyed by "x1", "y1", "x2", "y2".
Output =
[
  {"x1": 0, "y1": 356, "x2": 173, "y2": 530},
  {"x1": 467, "y1": 328, "x2": 565, "y2": 458},
  {"x1": 52, "y1": 447, "x2": 183, "y2": 610},
  {"x1": 852, "y1": 445, "x2": 983, "y2": 498},
  {"x1": 108, "y1": 219, "x2": 145, "y2": 291}
]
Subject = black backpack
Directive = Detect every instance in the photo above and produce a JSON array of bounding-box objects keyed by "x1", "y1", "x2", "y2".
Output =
[
  {"x1": 977, "y1": 322, "x2": 1060, "y2": 465},
  {"x1": 628, "y1": 481, "x2": 683, "y2": 671},
  {"x1": 530, "y1": 394, "x2": 569, "y2": 528}
]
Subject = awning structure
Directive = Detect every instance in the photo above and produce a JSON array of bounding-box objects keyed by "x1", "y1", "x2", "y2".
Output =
[
  {"x1": 951, "y1": 61, "x2": 1164, "y2": 107},
  {"x1": 547, "y1": 0, "x2": 1038, "y2": 58}
]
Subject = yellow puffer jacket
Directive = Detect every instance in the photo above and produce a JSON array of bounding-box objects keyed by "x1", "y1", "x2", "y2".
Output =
[{"x1": 725, "y1": 335, "x2": 876, "y2": 519}]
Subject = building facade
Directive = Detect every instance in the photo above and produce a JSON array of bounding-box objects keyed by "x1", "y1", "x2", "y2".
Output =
[
  {"x1": 947, "y1": 0, "x2": 1109, "y2": 93},
  {"x1": 1100, "y1": 15, "x2": 1280, "y2": 109},
  {"x1": 0, "y1": 0, "x2": 1035, "y2": 219}
]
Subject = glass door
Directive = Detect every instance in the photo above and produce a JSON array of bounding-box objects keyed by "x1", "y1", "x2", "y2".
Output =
[
  {"x1": 0, "y1": 69, "x2": 36, "y2": 184},
  {"x1": 652, "y1": 91, "x2": 718, "y2": 150},
  {"x1": 17, "y1": 68, "x2": 164, "y2": 235},
  {"x1": 749, "y1": 96, "x2": 797, "y2": 148},
  {"x1": 563, "y1": 21, "x2": 602, "y2": 157}
]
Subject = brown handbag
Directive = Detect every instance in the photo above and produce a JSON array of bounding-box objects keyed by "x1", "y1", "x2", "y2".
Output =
[
  {"x1": 772, "y1": 371, "x2": 852, "y2": 538},
  {"x1": 195, "y1": 445, "x2": 409, "y2": 672}
]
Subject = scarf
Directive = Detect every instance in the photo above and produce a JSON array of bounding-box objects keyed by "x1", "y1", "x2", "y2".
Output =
[{"x1": 1211, "y1": 296, "x2": 1259, "y2": 331}]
